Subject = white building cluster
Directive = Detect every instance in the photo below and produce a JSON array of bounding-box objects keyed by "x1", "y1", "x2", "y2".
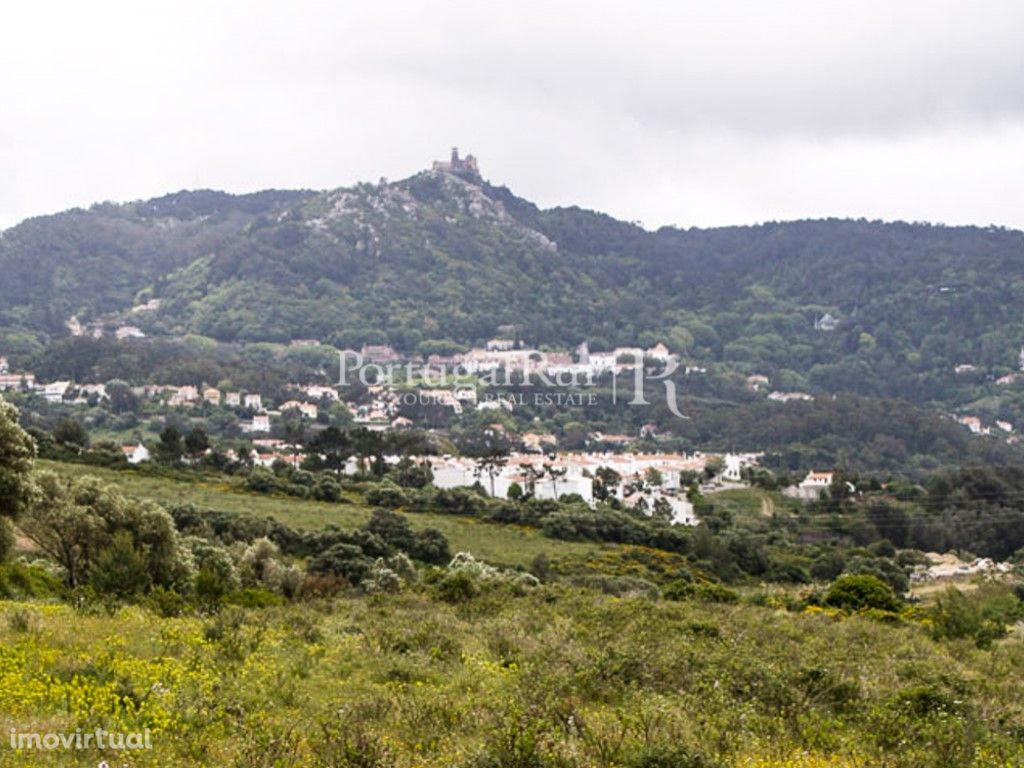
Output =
[{"x1": 416, "y1": 451, "x2": 760, "y2": 526}]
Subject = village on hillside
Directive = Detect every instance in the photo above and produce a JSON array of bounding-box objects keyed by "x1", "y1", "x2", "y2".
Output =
[
  {"x1": 0, "y1": 335, "x2": 866, "y2": 527},
  {"x1": 0, "y1": 325, "x2": 1016, "y2": 526}
]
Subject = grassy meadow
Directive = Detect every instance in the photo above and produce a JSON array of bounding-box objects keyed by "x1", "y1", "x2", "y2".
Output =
[
  {"x1": 36, "y1": 460, "x2": 607, "y2": 570},
  {"x1": 4, "y1": 588, "x2": 1024, "y2": 768},
  {"x1": 4, "y1": 460, "x2": 1024, "y2": 767}
]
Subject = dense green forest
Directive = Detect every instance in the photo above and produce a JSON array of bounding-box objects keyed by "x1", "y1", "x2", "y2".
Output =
[{"x1": 4, "y1": 169, "x2": 1024, "y2": 431}]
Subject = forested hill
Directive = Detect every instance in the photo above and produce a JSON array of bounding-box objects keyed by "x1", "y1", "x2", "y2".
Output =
[{"x1": 3, "y1": 170, "x2": 1024, "y2": 414}]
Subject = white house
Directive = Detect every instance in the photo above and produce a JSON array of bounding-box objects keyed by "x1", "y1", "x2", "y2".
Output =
[
  {"x1": 623, "y1": 491, "x2": 698, "y2": 526},
  {"x1": 784, "y1": 471, "x2": 844, "y2": 501},
  {"x1": 645, "y1": 342, "x2": 672, "y2": 362},
  {"x1": 41, "y1": 381, "x2": 71, "y2": 403},
  {"x1": 279, "y1": 400, "x2": 319, "y2": 419},
  {"x1": 530, "y1": 471, "x2": 594, "y2": 506},
  {"x1": 244, "y1": 393, "x2": 263, "y2": 411},
  {"x1": 243, "y1": 414, "x2": 271, "y2": 434},
  {"x1": 429, "y1": 458, "x2": 478, "y2": 490},
  {"x1": 814, "y1": 313, "x2": 839, "y2": 332},
  {"x1": 168, "y1": 386, "x2": 199, "y2": 407},
  {"x1": 121, "y1": 444, "x2": 150, "y2": 464},
  {"x1": 303, "y1": 385, "x2": 339, "y2": 402},
  {"x1": 720, "y1": 453, "x2": 760, "y2": 482},
  {"x1": 0, "y1": 373, "x2": 35, "y2": 391}
]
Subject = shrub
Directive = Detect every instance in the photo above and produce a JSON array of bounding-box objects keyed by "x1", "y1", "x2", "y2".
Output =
[
  {"x1": 436, "y1": 570, "x2": 479, "y2": 603},
  {"x1": 364, "y1": 483, "x2": 410, "y2": 508},
  {"x1": 226, "y1": 588, "x2": 286, "y2": 608},
  {"x1": 810, "y1": 551, "x2": 846, "y2": 581},
  {"x1": 0, "y1": 561, "x2": 63, "y2": 599},
  {"x1": 89, "y1": 530, "x2": 152, "y2": 598},
  {"x1": 625, "y1": 745, "x2": 722, "y2": 768},
  {"x1": 430, "y1": 488, "x2": 483, "y2": 516},
  {"x1": 695, "y1": 582, "x2": 740, "y2": 604},
  {"x1": 572, "y1": 574, "x2": 659, "y2": 598},
  {"x1": 765, "y1": 560, "x2": 812, "y2": 584},
  {"x1": 529, "y1": 553, "x2": 552, "y2": 583},
  {"x1": 186, "y1": 536, "x2": 240, "y2": 591},
  {"x1": 143, "y1": 586, "x2": 189, "y2": 617},
  {"x1": 0, "y1": 519, "x2": 14, "y2": 561},
  {"x1": 361, "y1": 562, "x2": 402, "y2": 595},
  {"x1": 195, "y1": 566, "x2": 233, "y2": 606},
  {"x1": 6, "y1": 608, "x2": 41, "y2": 633},
  {"x1": 298, "y1": 573, "x2": 348, "y2": 600},
  {"x1": 410, "y1": 528, "x2": 451, "y2": 565},
  {"x1": 363, "y1": 508, "x2": 415, "y2": 552},
  {"x1": 383, "y1": 552, "x2": 417, "y2": 583},
  {"x1": 312, "y1": 475, "x2": 343, "y2": 502},
  {"x1": 842, "y1": 555, "x2": 909, "y2": 593},
  {"x1": 308, "y1": 721, "x2": 395, "y2": 768},
  {"x1": 309, "y1": 543, "x2": 374, "y2": 586},
  {"x1": 22, "y1": 473, "x2": 194, "y2": 592},
  {"x1": 824, "y1": 574, "x2": 902, "y2": 613},
  {"x1": 246, "y1": 467, "x2": 281, "y2": 494},
  {"x1": 663, "y1": 578, "x2": 697, "y2": 601},
  {"x1": 929, "y1": 587, "x2": 1010, "y2": 649}
]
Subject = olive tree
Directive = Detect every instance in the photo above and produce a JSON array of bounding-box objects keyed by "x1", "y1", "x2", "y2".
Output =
[
  {"x1": 0, "y1": 399, "x2": 36, "y2": 522},
  {"x1": 20, "y1": 472, "x2": 193, "y2": 591}
]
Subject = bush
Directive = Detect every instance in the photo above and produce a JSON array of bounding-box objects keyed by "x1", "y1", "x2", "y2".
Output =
[
  {"x1": 89, "y1": 531, "x2": 152, "y2": 598},
  {"x1": 810, "y1": 550, "x2": 846, "y2": 581},
  {"x1": 0, "y1": 519, "x2": 14, "y2": 561},
  {"x1": 571, "y1": 574, "x2": 659, "y2": 598},
  {"x1": 298, "y1": 573, "x2": 348, "y2": 600},
  {"x1": 436, "y1": 570, "x2": 479, "y2": 603},
  {"x1": 309, "y1": 543, "x2": 374, "y2": 586},
  {"x1": 695, "y1": 582, "x2": 740, "y2": 604},
  {"x1": 365, "y1": 483, "x2": 410, "y2": 508},
  {"x1": 312, "y1": 475, "x2": 343, "y2": 502},
  {"x1": 226, "y1": 588, "x2": 286, "y2": 608},
  {"x1": 361, "y1": 562, "x2": 402, "y2": 595},
  {"x1": 929, "y1": 587, "x2": 1010, "y2": 649},
  {"x1": 410, "y1": 528, "x2": 451, "y2": 565},
  {"x1": 625, "y1": 745, "x2": 722, "y2": 768},
  {"x1": 843, "y1": 555, "x2": 909, "y2": 593},
  {"x1": 0, "y1": 561, "x2": 63, "y2": 599},
  {"x1": 143, "y1": 586, "x2": 189, "y2": 617},
  {"x1": 663, "y1": 578, "x2": 697, "y2": 601},
  {"x1": 765, "y1": 560, "x2": 812, "y2": 584},
  {"x1": 430, "y1": 488, "x2": 483, "y2": 516},
  {"x1": 186, "y1": 536, "x2": 240, "y2": 591},
  {"x1": 246, "y1": 467, "x2": 281, "y2": 494},
  {"x1": 195, "y1": 566, "x2": 233, "y2": 606},
  {"x1": 824, "y1": 574, "x2": 902, "y2": 613},
  {"x1": 364, "y1": 508, "x2": 415, "y2": 552}
]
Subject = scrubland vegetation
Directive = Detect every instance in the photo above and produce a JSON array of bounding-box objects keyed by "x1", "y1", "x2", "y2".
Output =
[{"x1": 6, "y1": 402, "x2": 1024, "y2": 766}]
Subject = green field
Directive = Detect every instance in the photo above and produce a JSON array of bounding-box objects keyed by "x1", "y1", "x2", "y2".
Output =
[
  {"x1": 3, "y1": 587, "x2": 1024, "y2": 768},
  {"x1": 38, "y1": 460, "x2": 608, "y2": 569},
  {"x1": 5, "y1": 465, "x2": 1024, "y2": 767}
]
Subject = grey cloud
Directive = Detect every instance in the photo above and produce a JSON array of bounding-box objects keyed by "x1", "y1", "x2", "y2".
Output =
[{"x1": 0, "y1": 0, "x2": 1023, "y2": 231}]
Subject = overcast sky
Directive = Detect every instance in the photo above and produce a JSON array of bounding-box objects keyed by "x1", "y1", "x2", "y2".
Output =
[{"x1": 2, "y1": 1, "x2": 1023, "y2": 231}]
